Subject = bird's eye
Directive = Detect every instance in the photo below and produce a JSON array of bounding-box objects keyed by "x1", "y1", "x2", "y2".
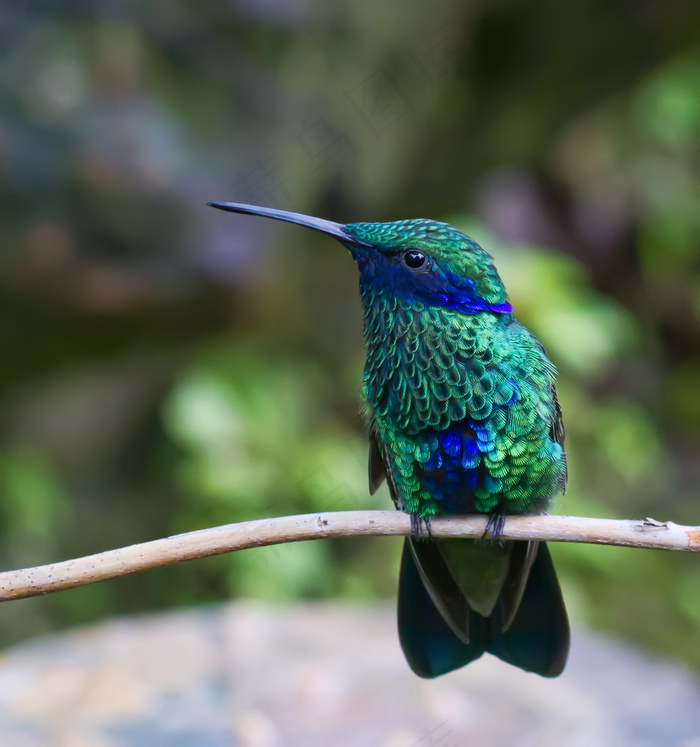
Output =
[{"x1": 402, "y1": 249, "x2": 427, "y2": 270}]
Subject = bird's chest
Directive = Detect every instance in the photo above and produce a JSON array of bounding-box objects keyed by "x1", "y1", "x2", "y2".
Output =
[{"x1": 363, "y1": 305, "x2": 503, "y2": 435}]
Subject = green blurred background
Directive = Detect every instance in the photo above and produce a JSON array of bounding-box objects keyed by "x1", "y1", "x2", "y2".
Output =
[{"x1": 0, "y1": 2, "x2": 699, "y2": 669}]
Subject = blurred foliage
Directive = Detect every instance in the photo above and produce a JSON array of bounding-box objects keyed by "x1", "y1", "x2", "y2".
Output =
[{"x1": 0, "y1": 1, "x2": 699, "y2": 671}]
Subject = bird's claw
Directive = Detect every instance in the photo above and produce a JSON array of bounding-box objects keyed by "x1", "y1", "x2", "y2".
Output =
[
  {"x1": 410, "y1": 514, "x2": 432, "y2": 540},
  {"x1": 483, "y1": 511, "x2": 506, "y2": 540}
]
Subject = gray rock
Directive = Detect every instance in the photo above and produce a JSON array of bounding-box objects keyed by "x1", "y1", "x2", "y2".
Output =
[{"x1": 0, "y1": 602, "x2": 697, "y2": 746}]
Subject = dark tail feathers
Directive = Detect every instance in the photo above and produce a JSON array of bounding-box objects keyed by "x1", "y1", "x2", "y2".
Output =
[{"x1": 397, "y1": 538, "x2": 569, "y2": 678}]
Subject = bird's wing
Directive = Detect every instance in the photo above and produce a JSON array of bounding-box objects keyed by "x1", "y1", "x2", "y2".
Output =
[
  {"x1": 368, "y1": 435, "x2": 387, "y2": 495},
  {"x1": 368, "y1": 433, "x2": 404, "y2": 510},
  {"x1": 550, "y1": 384, "x2": 567, "y2": 485}
]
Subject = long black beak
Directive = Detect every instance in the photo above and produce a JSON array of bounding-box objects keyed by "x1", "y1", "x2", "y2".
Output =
[{"x1": 208, "y1": 202, "x2": 371, "y2": 247}]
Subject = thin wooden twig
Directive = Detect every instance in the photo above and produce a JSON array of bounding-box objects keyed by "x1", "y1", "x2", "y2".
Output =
[{"x1": 0, "y1": 512, "x2": 697, "y2": 602}]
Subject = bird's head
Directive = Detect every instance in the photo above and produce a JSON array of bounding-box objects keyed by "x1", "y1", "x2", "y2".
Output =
[{"x1": 208, "y1": 203, "x2": 511, "y2": 315}]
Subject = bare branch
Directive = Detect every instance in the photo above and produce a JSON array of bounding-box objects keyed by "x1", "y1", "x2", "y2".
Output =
[{"x1": 0, "y1": 512, "x2": 697, "y2": 602}]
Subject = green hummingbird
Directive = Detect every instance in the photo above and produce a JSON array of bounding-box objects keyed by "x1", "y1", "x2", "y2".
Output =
[{"x1": 209, "y1": 201, "x2": 570, "y2": 678}]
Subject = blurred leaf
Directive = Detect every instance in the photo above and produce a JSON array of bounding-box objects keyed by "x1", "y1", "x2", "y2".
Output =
[{"x1": 0, "y1": 449, "x2": 68, "y2": 541}]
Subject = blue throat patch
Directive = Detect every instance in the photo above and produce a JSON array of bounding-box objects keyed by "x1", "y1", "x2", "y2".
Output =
[{"x1": 437, "y1": 291, "x2": 513, "y2": 315}]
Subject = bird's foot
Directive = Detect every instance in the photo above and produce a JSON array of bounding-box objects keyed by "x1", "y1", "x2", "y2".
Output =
[
  {"x1": 483, "y1": 511, "x2": 506, "y2": 540},
  {"x1": 410, "y1": 514, "x2": 432, "y2": 540}
]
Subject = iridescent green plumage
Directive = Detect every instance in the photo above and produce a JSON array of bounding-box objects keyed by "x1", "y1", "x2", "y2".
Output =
[
  {"x1": 362, "y1": 299, "x2": 565, "y2": 517},
  {"x1": 209, "y1": 202, "x2": 570, "y2": 679}
]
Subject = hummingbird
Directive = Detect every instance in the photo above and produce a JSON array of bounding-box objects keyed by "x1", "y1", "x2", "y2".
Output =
[{"x1": 208, "y1": 201, "x2": 570, "y2": 678}]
